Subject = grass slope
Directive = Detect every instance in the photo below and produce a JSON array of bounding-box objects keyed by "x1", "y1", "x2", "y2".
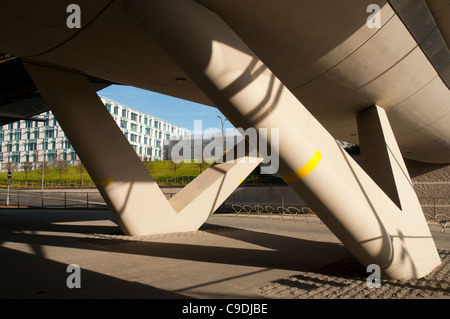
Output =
[{"x1": 0, "y1": 160, "x2": 212, "y2": 183}]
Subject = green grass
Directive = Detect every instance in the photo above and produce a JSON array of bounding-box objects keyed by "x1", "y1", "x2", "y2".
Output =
[
  {"x1": 0, "y1": 160, "x2": 213, "y2": 186},
  {"x1": 0, "y1": 160, "x2": 284, "y2": 188}
]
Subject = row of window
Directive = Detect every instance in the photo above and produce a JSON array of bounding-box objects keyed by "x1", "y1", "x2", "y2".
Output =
[
  {"x1": 106, "y1": 100, "x2": 187, "y2": 136},
  {"x1": 0, "y1": 128, "x2": 58, "y2": 142},
  {"x1": 1, "y1": 139, "x2": 72, "y2": 152},
  {"x1": 2, "y1": 151, "x2": 77, "y2": 163}
]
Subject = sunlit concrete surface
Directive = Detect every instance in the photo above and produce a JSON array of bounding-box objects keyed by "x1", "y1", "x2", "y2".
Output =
[{"x1": 0, "y1": 210, "x2": 448, "y2": 299}]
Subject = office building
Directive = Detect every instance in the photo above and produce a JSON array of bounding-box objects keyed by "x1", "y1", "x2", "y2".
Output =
[{"x1": 0, "y1": 96, "x2": 191, "y2": 171}]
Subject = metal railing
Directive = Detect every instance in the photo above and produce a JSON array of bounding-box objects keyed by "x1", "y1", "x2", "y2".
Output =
[
  {"x1": 231, "y1": 203, "x2": 322, "y2": 223},
  {"x1": 0, "y1": 189, "x2": 107, "y2": 209}
]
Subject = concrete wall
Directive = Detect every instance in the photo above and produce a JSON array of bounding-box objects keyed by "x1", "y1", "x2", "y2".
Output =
[{"x1": 406, "y1": 159, "x2": 450, "y2": 216}]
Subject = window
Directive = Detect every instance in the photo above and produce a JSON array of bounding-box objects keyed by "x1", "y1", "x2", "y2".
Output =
[
  {"x1": 130, "y1": 123, "x2": 137, "y2": 132},
  {"x1": 28, "y1": 141, "x2": 37, "y2": 151},
  {"x1": 64, "y1": 139, "x2": 72, "y2": 149},
  {"x1": 45, "y1": 129, "x2": 54, "y2": 139},
  {"x1": 47, "y1": 151, "x2": 57, "y2": 163},
  {"x1": 11, "y1": 153, "x2": 20, "y2": 163},
  {"x1": 120, "y1": 120, "x2": 127, "y2": 129},
  {"x1": 145, "y1": 127, "x2": 150, "y2": 135},
  {"x1": 130, "y1": 134, "x2": 136, "y2": 142},
  {"x1": 131, "y1": 113, "x2": 137, "y2": 121},
  {"x1": 122, "y1": 109, "x2": 127, "y2": 118},
  {"x1": 34, "y1": 130, "x2": 39, "y2": 139},
  {"x1": 114, "y1": 106, "x2": 119, "y2": 115},
  {"x1": 25, "y1": 120, "x2": 33, "y2": 128}
]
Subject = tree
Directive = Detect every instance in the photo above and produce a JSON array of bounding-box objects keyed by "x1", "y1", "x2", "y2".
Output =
[
  {"x1": 168, "y1": 160, "x2": 183, "y2": 181},
  {"x1": 22, "y1": 162, "x2": 34, "y2": 185},
  {"x1": 143, "y1": 158, "x2": 155, "y2": 175},
  {"x1": 197, "y1": 159, "x2": 209, "y2": 174},
  {"x1": 76, "y1": 163, "x2": 86, "y2": 185},
  {"x1": 5, "y1": 159, "x2": 17, "y2": 172},
  {"x1": 55, "y1": 157, "x2": 69, "y2": 186}
]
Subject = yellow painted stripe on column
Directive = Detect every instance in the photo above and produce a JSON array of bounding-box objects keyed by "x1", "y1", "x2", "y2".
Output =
[
  {"x1": 281, "y1": 150, "x2": 322, "y2": 183},
  {"x1": 95, "y1": 177, "x2": 114, "y2": 186}
]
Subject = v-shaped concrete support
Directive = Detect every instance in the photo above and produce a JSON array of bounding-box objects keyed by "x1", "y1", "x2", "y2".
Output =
[
  {"x1": 126, "y1": 0, "x2": 441, "y2": 279},
  {"x1": 24, "y1": 63, "x2": 262, "y2": 236}
]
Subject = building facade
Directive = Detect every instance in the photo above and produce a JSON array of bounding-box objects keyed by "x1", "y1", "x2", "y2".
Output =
[{"x1": 0, "y1": 96, "x2": 191, "y2": 171}]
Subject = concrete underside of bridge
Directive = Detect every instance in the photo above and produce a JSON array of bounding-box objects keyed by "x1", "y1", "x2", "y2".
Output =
[{"x1": 1, "y1": 0, "x2": 449, "y2": 280}]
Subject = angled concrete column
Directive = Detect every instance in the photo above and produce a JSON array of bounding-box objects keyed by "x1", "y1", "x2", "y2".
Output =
[
  {"x1": 128, "y1": 0, "x2": 441, "y2": 279},
  {"x1": 357, "y1": 105, "x2": 412, "y2": 209},
  {"x1": 24, "y1": 63, "x2": 261, "y2": 236}
]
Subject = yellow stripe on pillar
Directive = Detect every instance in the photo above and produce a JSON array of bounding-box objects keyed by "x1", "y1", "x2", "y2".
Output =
[
  {"x1": 281, "y1": 150, "x2": 322, "y2": 183},
  {"x1": 95, "y1": 177, "x2": 114, "y2": 187}
]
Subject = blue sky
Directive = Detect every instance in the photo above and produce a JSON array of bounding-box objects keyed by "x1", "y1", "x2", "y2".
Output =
[{"x1": 98, "y1": 85, "x2": 236, "y2": 136}]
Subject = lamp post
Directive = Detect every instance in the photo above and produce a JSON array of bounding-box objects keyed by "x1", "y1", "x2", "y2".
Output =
[
  {"x1": 217, "y1": 115, "x2": 228, "y2": 155},
  {"x1": 41, "y1": 150, "x2": 45, "y2": 192}
]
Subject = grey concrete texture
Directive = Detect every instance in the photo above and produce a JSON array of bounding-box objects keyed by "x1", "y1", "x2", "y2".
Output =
[{"x1": 0, "y1": 209, "x2": 448, "y2": 299}]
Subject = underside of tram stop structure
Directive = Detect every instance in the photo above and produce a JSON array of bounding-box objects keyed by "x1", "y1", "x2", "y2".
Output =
[{"x1": 0, "y1": 0, "x2": 449, "y2": 280}]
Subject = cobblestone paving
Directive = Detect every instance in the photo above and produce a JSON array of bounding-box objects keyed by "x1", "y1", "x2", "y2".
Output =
[
  {"x1": 83, "y1": 223, "x2": 449, "y2": 299},
  {"x1": 260, "y1": 250, "x2": 449, "y2": 299}
]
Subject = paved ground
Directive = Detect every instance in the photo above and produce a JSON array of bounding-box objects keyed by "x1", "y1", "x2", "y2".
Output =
[{"x1": 0, "y1": 209, "x2": 448, "y2": 300}]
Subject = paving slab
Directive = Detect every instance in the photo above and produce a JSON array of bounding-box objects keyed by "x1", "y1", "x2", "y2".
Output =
[{"x1": 0, "y1": 209, "x2": 448, "y2": 300}]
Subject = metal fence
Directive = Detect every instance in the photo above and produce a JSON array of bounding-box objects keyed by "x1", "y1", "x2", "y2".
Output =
[
  {"x1": 0, "y1": 189, "x2": 106, "y2": 209},
  {"x1": 0, "y1": 187, "x2": 447, "y2": 232}
]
